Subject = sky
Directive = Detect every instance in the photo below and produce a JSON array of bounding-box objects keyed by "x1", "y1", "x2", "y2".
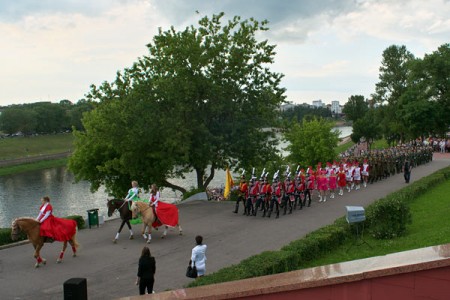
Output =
[{"x1": 1, "y1": 0, "x2": 449, "y2": 107}]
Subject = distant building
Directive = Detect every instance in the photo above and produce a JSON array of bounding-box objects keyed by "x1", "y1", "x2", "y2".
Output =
[
  {"x1": 280, "y1": 102, "x2": 296, "y2": 111},
  {"x1": 331, "y1": 101, "x2": 341, "y2": 114},
  {"x1": 312, "y1": 100, "x2": 324, "y2": 108}
]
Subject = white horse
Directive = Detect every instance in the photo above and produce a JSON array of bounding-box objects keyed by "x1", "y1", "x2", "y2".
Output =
[{"x1": 130, "y1": 201, "x2": 182, "y2": 243}]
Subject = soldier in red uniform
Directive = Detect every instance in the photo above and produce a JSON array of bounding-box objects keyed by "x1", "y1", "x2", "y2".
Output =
[
  {"x1": 267, "y1": 170, "x2": 282, "y2": 218},
  {"x1": 284, "y1": 173, "x2": 295, "y2": 214},
  {"x1": 245, "y1": 170, "x2": 260, "y2": 216},
  {"x1": 294, "y1": 169, "x2": 303, "y2": 210},
  {"x1": 254, "y1": 171, "x2": 271, "y2": 217}
]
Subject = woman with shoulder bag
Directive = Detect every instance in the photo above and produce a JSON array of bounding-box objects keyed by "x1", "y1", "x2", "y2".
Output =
[{"x1": 189, "y1": 235, "x2": 207, "y2": 278}]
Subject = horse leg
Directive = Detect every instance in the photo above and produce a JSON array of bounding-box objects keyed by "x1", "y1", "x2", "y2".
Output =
[
  {"x1": 57, "y1": 241, "x2": 68, "y2": 263},
  {"x1": 161, "y1": 226, "x2": 168, "y2": 239},
  {"x1": 146, "y1": 226, "x2": 152, "y2": 244},
  {"x1": 113, "y1": 220, "x2": 126, "y2": 243},
  {"x1": 142, "y1": 225, "x2": 148, "y2": 240},
  {"x1": 126, "y1": 221, "x2": 134, "y2": 239},
  {"x1": 34, "y1": 243, "x2": 46, "y2": 268},
  {"x1": 69, "y1": 238, "x2": 77, "y2": 257},
  {"x1": 178, "y1": 224, "x2": 183, "y2": 235}
]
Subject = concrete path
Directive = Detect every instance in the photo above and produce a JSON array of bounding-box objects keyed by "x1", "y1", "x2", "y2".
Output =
[{"x1": 1, "y1": 154, "x2": 449, "y2": 300}]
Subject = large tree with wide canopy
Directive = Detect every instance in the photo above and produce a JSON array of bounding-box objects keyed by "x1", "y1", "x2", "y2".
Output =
[{"x1": 68, "y1": 13, "x2": 285, "y2": 196}]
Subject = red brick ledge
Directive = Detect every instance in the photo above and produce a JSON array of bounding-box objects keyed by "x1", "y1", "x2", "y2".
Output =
[{"x1": 118, "y1": 243, "x2": 450, "y2": 300}]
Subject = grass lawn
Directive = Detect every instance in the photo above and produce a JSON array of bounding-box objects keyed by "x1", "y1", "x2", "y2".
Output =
[
  {"x1": 0, "y1": 158, "x2": 68, "y2": 176},
  {"x1": 300, "y1": 179, "x2": 450, "y2": 270},
  {"x1": 0, "y1": 134, "x2": 74, "y2": 160},
  {"x1": 335, "y1": 140, "x2": 354, "y2": 154},
  {"x1": 370, "y1": 138, "x2": 389, "y2": 150}
]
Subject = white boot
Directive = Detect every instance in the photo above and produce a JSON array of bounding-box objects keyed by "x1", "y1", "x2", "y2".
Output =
[
  {"x1": 113, "y1": 232, "x2": 120, "y2": 243},
  {"x1": 319, "y1": 195, "x2": 322, "y2": 202}
]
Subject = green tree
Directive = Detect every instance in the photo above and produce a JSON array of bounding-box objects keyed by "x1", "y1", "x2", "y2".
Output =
[
  {"x1": 285, "y1": 118, "x2": 339, "y2": 167},
  {"x1": 373, "y1": 45, "x2": 414, "y2": 141},
  {"x1": 69, "y1": 13, "x2": 285, "y2": 196},
  {"x1": 68, "y1": 99, "x2": 95, "y2": 131},
  {"x1": 342, "y1": 95, "x2": 368, "y2": 123},
  {"x1": 401, "y1": 43, "x2": 450, "y2": 136},
  {"x1": 281, "y1": 105, "x2": 331, "y2": 124},
  {"x1": 351, "y1": 109, "x2": 381, "y2": 150},
  {"x1": 0, "y1": 107, "x2": 38, "y2": 135}
]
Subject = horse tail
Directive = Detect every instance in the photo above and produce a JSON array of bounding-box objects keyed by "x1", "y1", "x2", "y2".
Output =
[
  {"x1": 72, "y1": 232, "x2": 80, "y2": 250},
  {"x1": 71, "y1": 221, "x2": 80, "y2": 249}
]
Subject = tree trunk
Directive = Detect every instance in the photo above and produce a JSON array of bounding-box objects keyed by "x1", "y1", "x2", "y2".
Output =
[
  {"x1": 194, "y1": 164, "x2": 216, "y2": 190},
  {"x1": 162, "y1": 179, "x2": 187, "y2": 195},
  {"x1": 203, "y1": 164, "x2": 216, "y2": 189}
]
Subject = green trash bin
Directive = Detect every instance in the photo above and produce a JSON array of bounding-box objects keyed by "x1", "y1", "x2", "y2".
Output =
[{"x1": 86, "y1": 209, "x2": 99, "y2": 229}]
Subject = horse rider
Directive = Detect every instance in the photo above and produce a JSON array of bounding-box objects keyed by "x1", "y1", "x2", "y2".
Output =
[{"x1": 125, "y1": 180, "x2": 140, "y2": 209}]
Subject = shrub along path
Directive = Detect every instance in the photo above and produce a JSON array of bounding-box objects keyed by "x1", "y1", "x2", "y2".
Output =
[{"x1": 1, "y1": 154, "x2": 449, "y2": 299}]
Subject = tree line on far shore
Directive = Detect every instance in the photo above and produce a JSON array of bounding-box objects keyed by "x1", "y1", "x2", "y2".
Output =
[{"x1": 0, "y1": 100, "x2": 95, "y2": 135}]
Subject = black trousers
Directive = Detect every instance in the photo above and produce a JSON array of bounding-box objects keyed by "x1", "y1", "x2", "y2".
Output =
[
  {"x1": 404, "y1": 171, "x2": 411, "y2": 183},
  {"x1": 139, "y1": 278, "x2": 154, "y2": 295}
]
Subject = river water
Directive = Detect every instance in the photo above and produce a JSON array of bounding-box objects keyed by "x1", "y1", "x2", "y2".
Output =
[{"x1": 0, "y1": 126, "x2": 351, "y2": 228}]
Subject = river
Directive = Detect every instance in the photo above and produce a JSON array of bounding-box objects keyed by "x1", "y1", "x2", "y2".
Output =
[{"x1": 0, "y1": 126, "x2": 351, "y2": 228}]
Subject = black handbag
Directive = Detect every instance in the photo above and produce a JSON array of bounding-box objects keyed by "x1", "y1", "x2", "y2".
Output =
[{"x1": 186, "y1": 261, "x2": 198, "y2": 278}]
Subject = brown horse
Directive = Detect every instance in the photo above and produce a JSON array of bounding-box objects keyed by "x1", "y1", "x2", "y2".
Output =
[
  {"x1": 11, "y1": 217, "x2": 79, "y2": 268},
  {"x1": 106, "y1": 199, "x2": 134, "y2": 243},
  {"x1": 130, "y1": 201, "x2": 182, "y2": 243}
]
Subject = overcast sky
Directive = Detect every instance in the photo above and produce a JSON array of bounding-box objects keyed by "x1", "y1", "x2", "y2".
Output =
[{"x1": 1, "y1": 0, "x2": 449, "y2": 106}]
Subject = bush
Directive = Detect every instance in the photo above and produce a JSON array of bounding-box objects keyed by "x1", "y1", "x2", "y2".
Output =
[
  {"x1": 281, "y1": 224, "x2": 348, "y2": 265},
  {"x1": 182, "y1": 187, "x2": 205, "y2": 200},
  {"x1": 229, "y1": 189, "x2": 239, "y2": 202},
  {"x1": 0, "y1": 228, "x2": 27, "y2": 246},
  {"x1": 366, "y1": 197, "x2": 412, "y2": 239},
  {"x1": 65, "y1": 215, "x2": 85, "y2": 229}
]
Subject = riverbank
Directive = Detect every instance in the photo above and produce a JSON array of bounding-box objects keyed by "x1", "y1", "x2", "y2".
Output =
[{"x1": 0, "y1": 157, "x2": 68, "y2": 176}]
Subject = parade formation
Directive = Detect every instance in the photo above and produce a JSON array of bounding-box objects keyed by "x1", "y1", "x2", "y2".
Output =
[{"x1": 233, "y1": 143, "x2": 434, "y2": 219}]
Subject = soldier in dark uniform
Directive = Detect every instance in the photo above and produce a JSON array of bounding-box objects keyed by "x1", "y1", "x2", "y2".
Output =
[{"x1": 233, "y1": 172, "x2": 248, "y2": 214}]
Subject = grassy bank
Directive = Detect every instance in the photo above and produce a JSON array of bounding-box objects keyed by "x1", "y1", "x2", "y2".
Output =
[
  {"x1": 0, "y1": 158, "x2": 68, "y2": 176},
  {"x1": 0, "y1": 134, "x2": 74, "y2": 160}
]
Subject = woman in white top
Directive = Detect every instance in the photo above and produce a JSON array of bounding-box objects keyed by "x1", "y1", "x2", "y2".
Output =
[{"x1": 190, "y1": 235, "x2": 207, "y2": 277}]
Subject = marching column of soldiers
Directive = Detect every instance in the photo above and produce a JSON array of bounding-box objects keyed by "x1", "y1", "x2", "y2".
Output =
[{"x1": 232, "y1": 143, "x2": 434, "y2": 219}]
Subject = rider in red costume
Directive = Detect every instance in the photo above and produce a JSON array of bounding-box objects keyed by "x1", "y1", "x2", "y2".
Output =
[
  {"x1": 149, "y1": 184, "x2": 179, "y2": 228},
  {"x1": 37, "y1": 196, "x2": 76, "y2": 242}
]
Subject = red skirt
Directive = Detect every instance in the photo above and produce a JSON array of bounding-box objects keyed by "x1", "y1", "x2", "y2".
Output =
[
  {"x1": 40, "y1": 216, "x2": 77, "y2": 241},
  {"x1": 152, "y1": 201, "x2": 179, "y2": 228}
]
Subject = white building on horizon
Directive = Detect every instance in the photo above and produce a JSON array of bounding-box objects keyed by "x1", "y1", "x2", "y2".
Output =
[
  {"x1": 331, "y1": 100, "x2": 341, "y2": 114},
  {"x1": 312, "y1": 99, "x2": 324, "y2": 108}
]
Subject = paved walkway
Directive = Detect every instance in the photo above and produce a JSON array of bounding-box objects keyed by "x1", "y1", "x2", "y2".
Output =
[{"x1": 1, "y1": 154, "x2": 449, "y2": 299}]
